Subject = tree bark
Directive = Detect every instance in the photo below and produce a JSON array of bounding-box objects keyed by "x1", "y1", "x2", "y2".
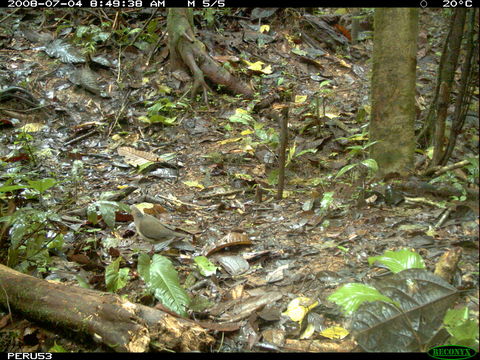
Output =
[
  {"x1": 350, "y1": 9, "x2": 360, "y2": 45},
  {"x1": 439, "y1": 9, "x2": 476, "y2": 165},
  {"x1": 431, "y1": 9, "x2": 467, "y2": 166},
  {"x1": 369, "y1": 9, "x2": 418, "y2": 178},
  {"x1": 0, "y1": 264, "x2": 213, "y2": 352}
]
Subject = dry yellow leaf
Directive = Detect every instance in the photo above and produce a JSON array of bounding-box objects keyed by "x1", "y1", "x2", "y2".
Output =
[{"x1": 19, "y1": 123, "x2": 45, "y2": 132}]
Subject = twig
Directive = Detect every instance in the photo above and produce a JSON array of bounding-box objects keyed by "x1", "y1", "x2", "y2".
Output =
[
  {"x1": 404, "y1": 197, "x2": 446, "y2": 208},
  {"x1": 107, "y1": 88, "x2": 132, "y2": 137},
  {"x1": 435, "y1": 208, "x2": 453, "y2": 228},
  {"x1": 274, "y1": 108, "x2": 289, "y2": 200},
  {"x1": 146, "y1": 29, "x2": 167, "y2": 66},
  {"x1": 0, "y1": 9, "x2": 19, "y2": 24},
  {"x1": 64, "y1": 129, "x2": 98, "y2": 146},
  {"x1": 115, "y1": 45, "x2": 122, "y2": 83},
  {"x1": 197, "y1": 189, "x2": 244, "y2": 200}
]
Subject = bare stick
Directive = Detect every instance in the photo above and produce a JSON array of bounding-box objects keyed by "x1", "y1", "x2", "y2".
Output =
[{"x1": 275, "y1": 108, "x2": 289, "y2": 200}]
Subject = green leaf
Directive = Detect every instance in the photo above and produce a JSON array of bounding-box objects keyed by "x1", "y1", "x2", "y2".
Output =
[
  {"x1": 76, "y1": 25, "x2": 89, "y2": 38},
  {"x1": 328, "y1": 283, "x2": 396, "y2": 315},
  {"x1": 296, "y1": 148, "x2": 317, "y2": 158},
  {"x1": 234, "y1": 173, "x2": 253, "y2": 181},
  {"x1": 229, "y1": 109, "x2": 254, "y2": 125},
  {"x1": 47, "y1": 233, "x2": 64, "y2": 251},
  {"x1": 71, "y1": 160, "x2": 84, "y2": 178},
  {"x1": 444, "y1": 307, "x2": 479, "y2": 346},
  {"x1": 10, "y1": 222, "x2": 27, "y2": 248},
  {"x1": 426, "y1": 146, "x2": 434, "y2": 160},
  {"x1": 0, "y1": 184, "x2": 28, "y2": 193},
  {"x1": 444, "y1": 307, "x2": 469, "y2": 328},
  {"x1": 320, "y1": 191, "x2": 334, "y2": 210},
  {"x1": 448, "y1": 319, "x2": 479, "y2": 344},
  {"x1": 335, "y1": 163, "x2": 357, "y2": 179},
  {"x1": 95, "y1": 201, "x2": 119, "y2": 228},
  {"x1": 148, "y1": 114, "x2": 177, "y2": 125},
  {"x1": 137, "y1": 161, "x2": 156, "y2": 173},
  {"x1": 189, "y1": 294, "x2": 215, "y2": 312},
  {"x1": 128, "y1": 27, "x2": 142, "y2": 35},
  {"x1": 361, "y1": 158, "x2": 378, "y2": 172},
  {"x1": 267, "y1": 169, "x2": 279, "y2": 185},
  {"x1": 137, "y1": 253, "x2": 151, "y2": 284},
  {"x1": 93, "y1": 31, "x2": 110, "y2": 42},
  {"x1": 27, "y1": 178, "x2": 57, "y2": 193},
  {"x1": 87, "y1": 203, "x2": 99, "y2": 225},
  {"x1": 87, "y1": 201, "x2": 121, "y2": 228},
  {"x1": 291, "y1": 48, "x2": 307, "y2": 56},
  {"x1": 368, "y1": 249, "x2": 425, "y2": 273},
  {"x1": 194, "y1": 256, "x2": 218, "y2": 276},
  {"x1": 49, "y1": 341, "x2": 67, "y2": 352},
  {"x1": 140, "y1": 254, "x2": 190, "y2": 317},
  {"x1": 346, "y1": 145, "x2": 363, "y2": 152},
  {"x1": 319, "y1": 80, "x2": 331, "y2": 88},
  {"x1": 75, "y1": 275, "x2": 91, "y2": 289},
  {"x1": 105, "y1": 257, "x2": 129, "y2": 292}
]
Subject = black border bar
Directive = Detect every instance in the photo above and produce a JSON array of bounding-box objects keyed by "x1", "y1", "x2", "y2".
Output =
[{"x1": 2, "y1": 0, "x2": 477, "y2": 8}]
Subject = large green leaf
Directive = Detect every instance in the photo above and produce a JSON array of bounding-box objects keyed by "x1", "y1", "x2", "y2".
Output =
[
  {"x1": 351, "y1": 269, "x2": 460, "y2": 352},
  {"x1": 368, "y1": 249, "x2": 425, "y2": 273},
  {"x1": 328, "y1": 283, "x2": 396, "y2": 315},
  {"x1": 139, "y1": 254, "x2": 190, "y2": 317}
]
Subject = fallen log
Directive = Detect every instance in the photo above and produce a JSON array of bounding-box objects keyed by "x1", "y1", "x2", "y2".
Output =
[{"x1": 0, "y1": 264, "x2": 214, "y2": 352}]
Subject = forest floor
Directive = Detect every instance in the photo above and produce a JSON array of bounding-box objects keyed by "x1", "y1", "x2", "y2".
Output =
[{"x1": 0, "y1": 8, "x2": 478, "y2": 352}]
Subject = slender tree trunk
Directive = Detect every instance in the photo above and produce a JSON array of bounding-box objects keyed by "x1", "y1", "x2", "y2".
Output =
[
  {"x1": 440, "y1": 9, "x2": 477, "y2": 165},
  {"x1": 350, "y1": 9, "x2": 360, "y2": 45},
  {"x1": 431, "y1": 9, "x2": 467, "y2": 166}
]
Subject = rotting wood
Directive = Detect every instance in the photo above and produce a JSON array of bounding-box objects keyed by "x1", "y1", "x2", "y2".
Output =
[{"x1": 0, "y1": 264, "x2": 214, "y2": 352}]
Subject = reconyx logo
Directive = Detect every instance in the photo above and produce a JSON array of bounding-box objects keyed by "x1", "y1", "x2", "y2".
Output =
[{"x1": 428, "y1": 345, "x2": 477, "y2": 360}]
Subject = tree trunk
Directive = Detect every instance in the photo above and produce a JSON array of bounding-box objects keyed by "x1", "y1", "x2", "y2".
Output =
[
  {"x1": 417, "y1": 8, "x2": 467, "y2": 156},
  {"x1": 430, "y1": 9, "x2": 467, "y2": 166},
  {"x1": 0, "y1": 264, "x2": 213, "y2": 352},
  {"x1": 440, "y1": 9, "x2": 477, "y2": 165},
  {"x1": 369, "y1": 8, "x2": 418, "y2": 178},
  {"x1": 350, "y1": 9, "x2": 360, "y2": 45}
]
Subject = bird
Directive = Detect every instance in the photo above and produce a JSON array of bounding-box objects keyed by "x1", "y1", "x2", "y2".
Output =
[{"x1": 130, "y1": 205, "x2": 187, "y2": 250}]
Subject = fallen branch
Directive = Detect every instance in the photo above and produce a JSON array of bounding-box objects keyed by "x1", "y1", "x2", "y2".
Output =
[
  {"x1": 0, "y1": 264, "x2": 213, "y2": 352},
  {"x1": 433, "y1": 159, "x2": 470, "y2": 177},
  {"x1": 404, "y1": 196, "x2": 446, "y2": 208},
  {"x1": 420, "y1": 159, "x2": 470, "y2": 177}
]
